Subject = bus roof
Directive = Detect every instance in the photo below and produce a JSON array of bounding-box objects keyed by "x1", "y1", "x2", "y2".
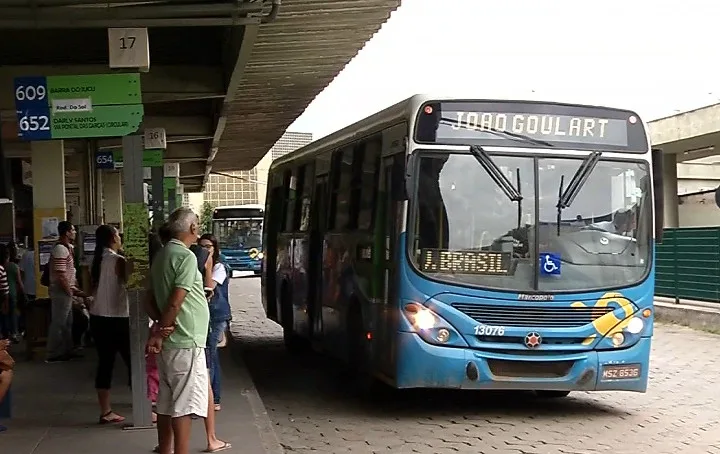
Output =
[{"x1": 270, "y1": 94, "x2": 646, "y2": 170}]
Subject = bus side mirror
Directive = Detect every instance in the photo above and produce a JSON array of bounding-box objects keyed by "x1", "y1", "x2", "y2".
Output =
[{"x1": 651, "y1": 149, "x2": 664, "y2": 244}]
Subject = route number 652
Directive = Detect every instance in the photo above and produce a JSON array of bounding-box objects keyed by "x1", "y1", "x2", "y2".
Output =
[
  {"x1": 474, "y1": 324, "x2": 506, "y2": 336},
  {"x1": 18, "y1": 115, "x2": 50, "y2": 132}
]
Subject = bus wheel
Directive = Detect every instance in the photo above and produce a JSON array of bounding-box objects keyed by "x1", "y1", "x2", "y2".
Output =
[
  {"x1": 535, "y1": 390, "x2": 570, "y2": 399},
  {"x1": 280, "y1": 285, "x2": 309, "y2": 354}
]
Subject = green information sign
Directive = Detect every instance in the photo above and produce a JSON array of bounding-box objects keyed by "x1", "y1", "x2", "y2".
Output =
[
  {"x1": 13, "y1": 73, "x2": 143, "y2": 141},
  {"x1": 122, "y1": 202, "x2": 149, "y2": 289},
  {"x1": 112, "y1": 148, "x2": 163, "y2": 169},
  {"x1": 47, "y1": 73, "x2": 142, "y2": 105},
  {"x1": 52, "y1": 105, "x2": 144, "y2": 139},
  {"x1": 163, "y1": 177, "x2": 177, "y2": 190}
]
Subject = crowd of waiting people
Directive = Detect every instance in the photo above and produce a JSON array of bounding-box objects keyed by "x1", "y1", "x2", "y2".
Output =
[{"x1": 0, "y1": 208, "x2": 234, "y2": 453}]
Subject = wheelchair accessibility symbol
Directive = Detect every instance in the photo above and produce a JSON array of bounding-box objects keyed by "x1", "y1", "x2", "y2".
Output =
[{"x1": 540, "y1": 253, "x2": 561, "y2": 276}]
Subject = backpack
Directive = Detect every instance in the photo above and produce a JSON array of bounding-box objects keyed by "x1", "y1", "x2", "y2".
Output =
[{"x1": 40, "y1": 243, "x2": 68, "y2": 287}]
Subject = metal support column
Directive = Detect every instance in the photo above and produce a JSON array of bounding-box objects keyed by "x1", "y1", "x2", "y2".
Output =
[
  {"x1": 167, "y1": 188, "x2": 177, "y2": 213},
  {"x1": 121, "y1": 135, "x2": 153, "y2": 430}
]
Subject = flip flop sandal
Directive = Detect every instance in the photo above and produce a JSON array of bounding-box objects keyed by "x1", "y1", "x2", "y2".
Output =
[
  {"x1": 152, "y1": 445, "x2": 173, "y2": 454},
  {"x1": 203, "y1": 442, "x2": 232, "y2": 453},
  {"x1": 99, "y1": 411, "x2": 125, "y2": 425}
]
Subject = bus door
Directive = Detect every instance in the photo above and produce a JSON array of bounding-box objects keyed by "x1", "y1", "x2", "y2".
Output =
[
  {"x1": 264, "y1": 185, "x2": 285, "y2": 321},
  {"x1": 307, "y1": 173, "x2": 329, "y2": 342},
  {"x1": 374, "y1": 153, "x2": 404, "y2": 378}
]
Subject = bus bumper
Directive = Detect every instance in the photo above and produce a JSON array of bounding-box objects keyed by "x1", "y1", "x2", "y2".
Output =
[{"x1": 394, "y1": 332, "x2": 650, "y2": 392}]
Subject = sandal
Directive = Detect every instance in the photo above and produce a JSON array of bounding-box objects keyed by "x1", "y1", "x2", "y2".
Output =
[
  {"x1": 152, "y1": 445, "x2": 173, "y2": 454},
  {"x1": 99, "y1": 411, "x2": 125, "y2": 425},
  {"x1": 203, "y1": 442, "x2": 232, "y2": 453}
]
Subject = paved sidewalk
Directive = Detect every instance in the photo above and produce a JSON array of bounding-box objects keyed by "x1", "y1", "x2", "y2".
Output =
[{"x1": 0, "y1": 340, "x2": 283, "y2": 454}]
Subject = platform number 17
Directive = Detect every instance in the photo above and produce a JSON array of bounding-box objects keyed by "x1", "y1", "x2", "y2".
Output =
[{"x1": 120, "y1": 36, "x2": 136, "y2": 50}]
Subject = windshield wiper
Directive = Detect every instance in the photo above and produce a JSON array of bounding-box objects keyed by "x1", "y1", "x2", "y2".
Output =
[
  {"x1": 468, "y1": 145, "x2": 522, "y2": 202},
  {"x1": 555, "y1": 151, "x2": 602, "y2": 234},
  {"x1": 440, "y1": 117, "x2": 555, "y2": 147}
]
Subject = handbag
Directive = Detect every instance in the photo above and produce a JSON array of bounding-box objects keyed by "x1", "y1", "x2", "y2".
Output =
[{"x1": 0, "y1": 350, "x2": 14, "y2": 371}]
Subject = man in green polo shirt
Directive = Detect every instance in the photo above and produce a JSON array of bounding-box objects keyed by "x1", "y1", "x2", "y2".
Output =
[{"x1": 145, "y1": 207, "x2": 210, "y2": 454}]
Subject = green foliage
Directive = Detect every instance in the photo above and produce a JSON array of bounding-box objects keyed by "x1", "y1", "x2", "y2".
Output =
[{"x1": 200, "y1": 201, "x2": 215, "y2": 233}]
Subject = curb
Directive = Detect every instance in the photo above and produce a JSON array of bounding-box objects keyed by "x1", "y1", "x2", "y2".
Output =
[
  {"x1": 654, "y1": 300, "x2": 720, "y2": 335},
  {"x1": 227, "y1": 330, "x2": 285, "y2": 454}
]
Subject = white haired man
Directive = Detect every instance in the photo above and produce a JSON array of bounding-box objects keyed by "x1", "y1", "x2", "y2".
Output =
[{"x1": 145, "y1": 208, "x2": 229, "y2": 454}]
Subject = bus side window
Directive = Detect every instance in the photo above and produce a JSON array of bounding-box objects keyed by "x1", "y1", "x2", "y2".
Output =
[
  {"x1": 357, "y1": 139, "x2": 382, "y2": 230},
  {"x1": 280, "y1": 169, "x2": 292, "y2": 232},
  {"x1": 330, "y1": 147, "x2": 353, "y2": 231},
  {"x1": 298, "y1": 163, "x2": 314, "y2": 232}
]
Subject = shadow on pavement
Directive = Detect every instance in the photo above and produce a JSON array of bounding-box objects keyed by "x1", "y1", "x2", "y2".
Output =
[{"x1": 238, "y1": 337, "x2": 629, "y2": 422}]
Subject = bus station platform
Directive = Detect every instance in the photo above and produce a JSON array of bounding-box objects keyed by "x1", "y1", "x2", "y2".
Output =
[{"x1": 0, "y1": 334, "x2": 283, "y2": 454}]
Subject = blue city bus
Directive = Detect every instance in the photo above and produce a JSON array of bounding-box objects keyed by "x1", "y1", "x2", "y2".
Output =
[
  {"x1": 262, "y1": 95, "x2": 664, "y2": 396},
  {"x1": 212, "y1": 204, "x2": 264, "y2": 275}
]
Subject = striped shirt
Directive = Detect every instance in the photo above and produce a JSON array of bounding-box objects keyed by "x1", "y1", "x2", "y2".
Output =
[
  {"x1": 50, "y1": 243, "x2": 76, "y2": 289},
  {"x1": 0, "y1": 265, "x2": 8, "y2": 296}
]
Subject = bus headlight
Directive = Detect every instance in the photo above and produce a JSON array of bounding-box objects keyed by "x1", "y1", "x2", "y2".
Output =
[
  {"x1": 597, "y1": 312, "x2": 649, "y2": 350},
  {"x1": 401, "y1": 302, "x2": 467, "y2": 347},
  {"x1": 256, "y1": 252, "x2": 264, "y2": 260},
  {"x1": 626, "y1": 317, "x2": 644, "y2": 334}
]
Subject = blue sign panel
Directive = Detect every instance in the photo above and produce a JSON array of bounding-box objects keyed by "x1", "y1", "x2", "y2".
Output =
[
  {"x1": 540, "y1": 253, "x2": 561, "y2": 276},
  {"x1": 95, "y1": 151, "x2": 115, "y2": 170},
  {"x1": 14, "y1": 76, "x2": 51, "y2": 141}
]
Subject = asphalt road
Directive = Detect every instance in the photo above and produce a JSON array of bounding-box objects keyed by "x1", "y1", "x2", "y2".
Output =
[{"x1": 228, "y1": 277, "x2": 720, "y2": 454}]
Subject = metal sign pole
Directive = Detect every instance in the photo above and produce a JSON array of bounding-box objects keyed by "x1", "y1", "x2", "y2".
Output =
[{"x1": 121, "y1": 134, "x2": 154, "y2": 430}]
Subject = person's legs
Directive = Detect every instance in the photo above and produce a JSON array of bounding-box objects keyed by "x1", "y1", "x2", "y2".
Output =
[
  {"x1": 0, "y1": 370, "x2": 12, "y2": 404},
  {"x1": 64, "y1": 302, "x2": 77, "y2": 356},
  {"x1": 46, "y1": 291, "x2": 73, "y2": 360},
  {"x1": 7, "y1": 298, "x2": 17, "y2": 341},
  {"x1": 203, "y1": 382, "x2": 230, "y2": 452},
  {"x1": 90, "y1": 315, "x2": 123, "y2": 422},
  {"x1": 156, "y1": 348, "x2": 209, "y2": 454},
  {"x1": 115, "y1": 317, "x2": 132, "y2": 387},
  {"x1": 205, "y1": 321, "x2": 225, "y2": 408}
]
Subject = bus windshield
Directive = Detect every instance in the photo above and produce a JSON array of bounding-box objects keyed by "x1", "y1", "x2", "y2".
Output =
[
  {"x1": 212, "y1": 218, "x2": 263, "y2": 250},
  {"x1": 410, "y1": 151, "x2": 651, "y2": 293}
]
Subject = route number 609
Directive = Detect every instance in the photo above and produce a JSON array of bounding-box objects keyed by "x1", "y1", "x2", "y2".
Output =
[{"x1": 474, "y1": 324, "x2": 505, "y2": 336}]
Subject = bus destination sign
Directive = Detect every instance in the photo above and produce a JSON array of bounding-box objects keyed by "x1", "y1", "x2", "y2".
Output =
[
  {"x1": 419, "y1": 249, "x2": 513, "y2": 276},
  {"x1": 415, "y1": 101, "x2": 649, "y2": 152}
]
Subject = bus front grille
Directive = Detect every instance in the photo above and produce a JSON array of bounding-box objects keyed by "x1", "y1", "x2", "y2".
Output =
[
  {"x1": 487, "y1": 359, "x2": 574, "y2": 378},
  {"x1": 451, "y1": 303, "x2": 614, "y2": 328}
]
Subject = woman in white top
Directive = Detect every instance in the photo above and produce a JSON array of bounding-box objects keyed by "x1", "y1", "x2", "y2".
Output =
[{"x1": 88, "y1": 224, "x2": 131, "y2": 424}]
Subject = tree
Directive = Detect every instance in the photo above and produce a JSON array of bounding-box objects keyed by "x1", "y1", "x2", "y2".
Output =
[{"x1": 200, "y1": 201, "x2": 215, "y2": 233}]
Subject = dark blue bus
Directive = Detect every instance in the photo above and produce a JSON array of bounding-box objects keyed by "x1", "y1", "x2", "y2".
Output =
[{"x1": 212, "y1": 204, "x2": 264, "y2": 275}]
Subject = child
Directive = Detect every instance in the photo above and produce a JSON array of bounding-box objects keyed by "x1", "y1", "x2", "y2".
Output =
[{"x1": 146, "y1": 320, "x2": 160, "y2": 423}]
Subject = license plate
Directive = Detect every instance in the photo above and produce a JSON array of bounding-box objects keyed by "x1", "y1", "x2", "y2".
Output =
[{"x1": 601, "y1": 364, "x2": 641, "y2": 380}]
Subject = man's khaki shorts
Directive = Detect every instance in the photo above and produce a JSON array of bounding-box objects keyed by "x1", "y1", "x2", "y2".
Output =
[{"x1": 156, "y1": 347, "x2": 209, "y2": 418}]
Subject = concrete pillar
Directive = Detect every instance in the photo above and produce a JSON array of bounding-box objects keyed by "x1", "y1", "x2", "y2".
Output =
[
  {"x1": 103, "y1": 171, "x2": 123, "y2": 230},
  {"x1": 31, "y1": 140, "x2": 66, "y2": 299},
  {"x1": 662, "y1": 152, "x2": 679, "y2": 228}
]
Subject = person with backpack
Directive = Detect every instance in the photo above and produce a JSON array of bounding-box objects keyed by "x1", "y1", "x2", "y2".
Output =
[{"x1": 44, "y1": 221, "x2": 90, "y2": 363}]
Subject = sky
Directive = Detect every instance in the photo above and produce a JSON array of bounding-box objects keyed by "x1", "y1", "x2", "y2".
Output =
[{"x1": 290, "y1": 0, "x2": 720, "y2": 139}]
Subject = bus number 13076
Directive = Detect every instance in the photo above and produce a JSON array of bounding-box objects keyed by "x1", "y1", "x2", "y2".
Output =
[{"x1": 474, "y1": 325, "x2": 506, "y2": 336}]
